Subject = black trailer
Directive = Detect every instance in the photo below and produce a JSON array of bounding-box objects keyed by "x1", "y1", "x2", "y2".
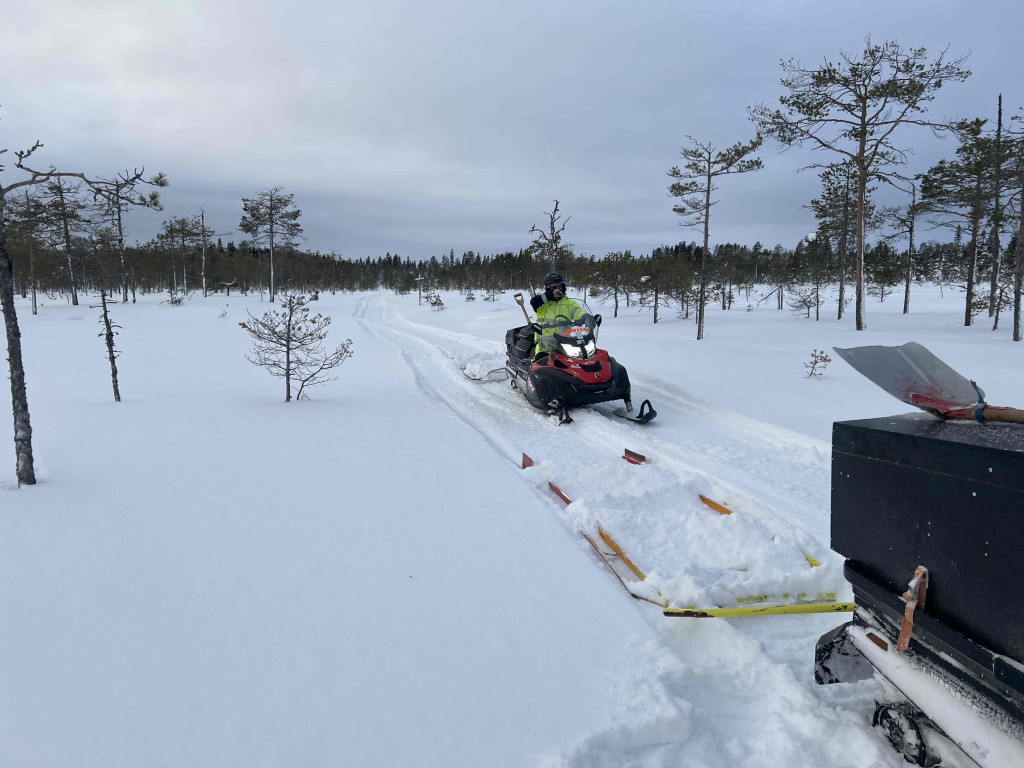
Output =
[{"x1": 816, "y1": 416, "x2": 1024, "y2": 767}]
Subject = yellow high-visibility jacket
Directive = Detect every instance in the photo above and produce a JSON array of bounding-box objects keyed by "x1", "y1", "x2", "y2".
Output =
[{"x1": 534, "y1": 297, "x2": 588, "y2": 356}]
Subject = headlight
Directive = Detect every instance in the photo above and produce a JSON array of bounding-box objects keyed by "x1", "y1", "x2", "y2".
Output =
[
  {"x1": 561, "y1": 343, "x2": 582, "y2": 358},
  {"x1": 583, "y1": 341, "x2": 596, "y2": 357}
]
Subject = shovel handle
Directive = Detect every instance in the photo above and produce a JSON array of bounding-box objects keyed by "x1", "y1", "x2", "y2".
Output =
[
  {"x1": 513, "y1": 292, "x2": 532, "y2": 325},
  {"x1": 913, "y1": 394, "x2": 1024, "y2": 424},
  {"x1": 962, "y1": 406, "x2": 1024, "y2": 425}
]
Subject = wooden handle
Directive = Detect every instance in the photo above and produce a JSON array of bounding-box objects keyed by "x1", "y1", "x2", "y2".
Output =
[
  {"x1": 980, "y1": 406, "x2": 1024, "y2": 424},
  {"x1": 945, "y1": 405, "x2": 1024, "y2": 424},
  {"x1": 513, "y1": 292, "x2": 532, "y2": 324}
]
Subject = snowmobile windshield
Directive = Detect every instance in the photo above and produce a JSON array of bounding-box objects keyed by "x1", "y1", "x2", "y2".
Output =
[{"x1": 552, "y1": 315, "x2": 598, "y2": 359}]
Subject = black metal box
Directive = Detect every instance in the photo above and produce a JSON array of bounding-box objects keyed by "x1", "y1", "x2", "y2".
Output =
[{"x1": 832, "y1": 416, "x2": 1024, "y2": 663}]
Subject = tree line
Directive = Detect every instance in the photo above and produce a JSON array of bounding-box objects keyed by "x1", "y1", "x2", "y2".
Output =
[{"x1": 3, "y1": 184, "x2": 1013, "y2": 323}]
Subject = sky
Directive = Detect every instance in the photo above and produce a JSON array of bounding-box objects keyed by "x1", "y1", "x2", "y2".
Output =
[{"x1": 2, "y1": 0, "x2": 1021, "y2": 260}]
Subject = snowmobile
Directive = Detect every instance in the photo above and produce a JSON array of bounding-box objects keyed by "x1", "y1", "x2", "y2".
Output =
[
  {"x1": 815, "y1": 414, "x2": 1024, "y2": 768},
  {"x1": 504, "y1": 293, "x2": 655, "y2": 425}
]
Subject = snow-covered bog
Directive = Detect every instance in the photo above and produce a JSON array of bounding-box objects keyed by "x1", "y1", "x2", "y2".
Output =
[{"x1": 3, "y1": 284, "x2": 1018, "y2": 767}]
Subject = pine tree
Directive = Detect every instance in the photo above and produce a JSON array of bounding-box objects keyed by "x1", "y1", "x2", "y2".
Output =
[
  {"x1": 240, "y1": 293, "x2": 353, "y2": 402},
  {"x1": 239, "y1": 186, "x2": 303, "y2": 302},
  {"x1": 40, "y1": 180, "x2": 90, "y2": 305},
  {"x1": 751, "y1": 38, "x2": 971, "y2": 330},
  {"x1": 808, "y1": 161, "x2": 879, "y2": 319},
  {"x1": 668, "y1": 134, "x2": 762, "y2": 339},
  {"x1": 918, "y1": 120, "x2": 998, "y2": 327},
  {"x1": 91, "y1": 169, "x2": 168, "y2": 302}
]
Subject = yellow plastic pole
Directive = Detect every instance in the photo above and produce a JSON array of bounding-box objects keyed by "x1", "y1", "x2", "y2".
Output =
[
  {"x1": 597, "y1": 526, "x2": 647, "y2": 581},
  {"x1": 699, "y1": 494, "x2": 733, "y2": 515},
  {"x1": 664, "y1": 602, "x2": 856, "y2": 618},
  {"x1": 736, "y1": 591, "x2": 837, "y2": 604}
]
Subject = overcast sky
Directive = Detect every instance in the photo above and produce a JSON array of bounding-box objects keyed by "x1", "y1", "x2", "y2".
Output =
[{"x1": 3, "y1": 0, "x2": 1020, "y2": 259}]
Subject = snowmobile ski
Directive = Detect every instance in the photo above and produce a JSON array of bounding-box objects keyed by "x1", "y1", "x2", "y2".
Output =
[{"x1": 605, "y1": 399, "x2": 657, "y2": 425}]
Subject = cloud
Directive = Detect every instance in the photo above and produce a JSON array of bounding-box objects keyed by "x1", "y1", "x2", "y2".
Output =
[{"x1": 3, "y1": 0, "x2": 1015, "y2": 257}]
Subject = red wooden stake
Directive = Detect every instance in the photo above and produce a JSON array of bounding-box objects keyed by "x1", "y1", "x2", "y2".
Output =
[
  {"x1": 622, "y1": 448, "x2": 647, "y2": 465},
  {"x1": 548, "y1": 482, "x2": 572, "y2": 506}
]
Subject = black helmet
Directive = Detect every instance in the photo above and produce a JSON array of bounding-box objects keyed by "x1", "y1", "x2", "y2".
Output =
[{"x1": 543, "y1": 272, "x2": 566, "y2": 289}]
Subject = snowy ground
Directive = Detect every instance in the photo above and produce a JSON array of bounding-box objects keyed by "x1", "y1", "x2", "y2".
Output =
[{"x1": 1, "y1": 283, "x2": 1021, "y2": 767}]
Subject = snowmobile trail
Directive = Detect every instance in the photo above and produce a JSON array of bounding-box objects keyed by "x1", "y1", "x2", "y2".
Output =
[
  {"x1": 356, "y1": 294, "x2": 901, "y2": 767},
  {"x1": 360, "y1": 295, "x2": 843, "y2": 597}
]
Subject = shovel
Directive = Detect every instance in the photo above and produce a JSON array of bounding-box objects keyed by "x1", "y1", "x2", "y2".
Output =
[{"x1": 833, "y1": 342, "x2": 1024, "y2": 424}]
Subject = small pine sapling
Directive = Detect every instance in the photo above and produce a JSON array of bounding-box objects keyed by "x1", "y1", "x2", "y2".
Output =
[
  {"x1": 788, "y1": 287, "x2": 821, "y2": 319},
  {"x1": 163, "y1": 287, "x2": 184, "y2": 306},
  {"x1": 240, "y1": 293, "x2": 354, "y2": 401},
  {"x1": 465, "y1": 290, "x2": 476, "y2": 302},
  {"x1": 805, "y1": 349, "x2": 832, "y2": 378},
  {"x1": 428, "y1": 292, "x2": 445, "y2": 311}
]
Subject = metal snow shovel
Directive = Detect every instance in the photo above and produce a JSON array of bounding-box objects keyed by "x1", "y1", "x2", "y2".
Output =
[{"x1": 833, "y1": 342, "x2": 1024, "y2": 424}]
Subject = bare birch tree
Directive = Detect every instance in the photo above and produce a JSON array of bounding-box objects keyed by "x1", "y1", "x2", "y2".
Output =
[
  {"x1": 528, "y1": 200, "x2": 572, "y2": 270},
  {"x1": 197, "y1": 209, "x2": 229, "y2": 298}
]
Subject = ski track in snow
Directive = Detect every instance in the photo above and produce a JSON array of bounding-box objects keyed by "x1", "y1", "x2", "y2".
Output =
[{"x1": 356, "y1": 294, "x2": 900, "y2": 768}]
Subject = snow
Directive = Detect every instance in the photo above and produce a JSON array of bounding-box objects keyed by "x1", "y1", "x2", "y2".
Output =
[{"x1": 2, "y1": 283, "x2": 1021, "y2": 766}]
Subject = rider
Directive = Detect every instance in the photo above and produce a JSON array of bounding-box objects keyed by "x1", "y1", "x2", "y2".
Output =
[{"x1": 530, "y1": 272, "x2": 589, "y2": 359}]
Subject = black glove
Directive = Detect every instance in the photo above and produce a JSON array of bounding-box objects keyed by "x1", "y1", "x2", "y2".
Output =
[{"x1": 529, "y1": 295, "x2": 544, "y2": 311}]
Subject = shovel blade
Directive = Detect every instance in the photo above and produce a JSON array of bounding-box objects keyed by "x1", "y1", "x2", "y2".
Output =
[{"x1": 833, "y1": 342, "x2": 983, "y2": 411}]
